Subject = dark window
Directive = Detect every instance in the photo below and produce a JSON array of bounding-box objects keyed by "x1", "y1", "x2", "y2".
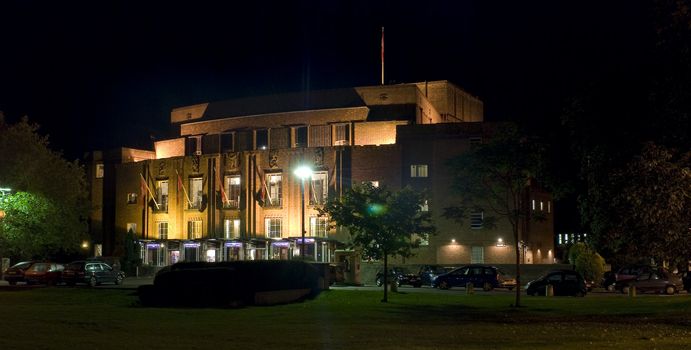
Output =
[
  {"x1": 294, "y1": 126, "x2": 308, "y2": 147},
  {"x1": 256, "y1": 129, "x2": 269, "y2": 150},
  {"x1": 221, "y1": 132, "x2": 235, "y2": 152}
]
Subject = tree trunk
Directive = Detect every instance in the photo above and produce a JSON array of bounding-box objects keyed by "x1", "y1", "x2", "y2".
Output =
[
  {"x1": 382, "y1": 253, "x2": 388, "y2": 303},
  {"x1": 513, "y1": 223, "x2": 521, "y2": 307}
]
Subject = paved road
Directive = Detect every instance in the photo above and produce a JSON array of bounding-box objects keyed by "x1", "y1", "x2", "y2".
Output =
[{"x1": 1, "y1": 278, "x2": 687, "y2": 297}]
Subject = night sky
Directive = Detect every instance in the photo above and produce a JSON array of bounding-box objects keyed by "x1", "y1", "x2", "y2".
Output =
[{"x1": 1, "y1": 0, "x2": 653, "y2": 161}]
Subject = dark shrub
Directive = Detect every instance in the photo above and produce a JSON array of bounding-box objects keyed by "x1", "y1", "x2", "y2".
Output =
[{"x1": 141, "y1": 260, "x2": 320, "y2": 307}]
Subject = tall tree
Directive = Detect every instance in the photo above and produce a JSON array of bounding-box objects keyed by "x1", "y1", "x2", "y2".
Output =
[
  {"x1": 611, "y1": 143, "x2": 691, "y2": 266},
  {"x1": 563, "y1": 0, "x2": 690, "y2": 264},
  {"x1": 444, "y1": 124, "x2": 544, "y2": 308},
  {"x1": 0, "y1": 116, "x2": 88, "y2": 260},
  {"x1": 319, "y1": 183, "x2": 435, "y2": 302}
]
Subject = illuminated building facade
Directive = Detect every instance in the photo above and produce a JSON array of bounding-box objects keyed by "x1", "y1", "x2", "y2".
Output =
[{"x1": 87, "y1": 80, "x2": 554, "y2": 267}]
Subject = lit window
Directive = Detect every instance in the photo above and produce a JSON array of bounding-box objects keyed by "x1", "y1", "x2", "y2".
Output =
[
  {"x1": 155, "y1": 180, "x2": 169, "y2": 211},
  {"x1": 265, "y1": 217, "x2": 282, "y2": 238},
  {"x1": 265, "y1": 173, "x2": 282, "y2": 207},
  {"x1": 420, "y1": 200, "x2": 429, "y2": 212},
  {"x1": 414, "y1": 233, "x2": 429, "y2": 246},
  {"x1": 126, "y1": 223, "x2": 137, "y2": 234},
  {"x1": 367, "y1": 181, "x2": 379, "y2": 188},
  {"x1": 95, "y1": 163, "x2": 104, "y2": 178},
  {"x1": 547, "y1": 201, "x2": 551, "y2": 213},
  {"x1": 309, "y1": 172, "x2": 328, "y2": 205},
  {"x1": 333, "y1": 124, "x2": 350, "y2": 146},
  {"x1": 127, "y1": 193, "x2": 138, "y2": 204},
  {"x1": 224, "y1": 219, "x2": 241, "y2": 239},
  {"x1": 157, "y1": 222, "x2": 168, "y2": 239},
  {"x1": 188, "y1": 220, "x2": 202, "y2": 239},
  {"x1": 189, "y1": 177, "x2": 203, "y2": 209},
  {"x1": 310, "y1": 216, "x2": 329, "y2": 237},
  {"x1": 470, "y1": 211, "x2": 484, "y2": 229},
  {"x1": 223, "y1": 175, "x2": 241, "y2": 209},
  {"x1": 531, "y1": 199, "x2": 536, "y2": 210},
  {"x1": 540, "y1": 201, "x2": 544, "y2": 211},
  {"x1": 471, "y1": 246, "x2": 484, "y2": 264},
  {"x1": 410, "y1": 164, "x2": 428, "y2": 178}
]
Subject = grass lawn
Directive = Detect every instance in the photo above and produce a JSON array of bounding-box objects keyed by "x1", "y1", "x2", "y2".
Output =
[{"x1": 1, "y1": 287, "x2": 690, "y2": 350}]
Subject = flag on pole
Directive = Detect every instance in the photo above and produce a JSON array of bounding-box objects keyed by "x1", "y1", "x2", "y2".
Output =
[
  {"x1": 216, "y1": 165, "x2": 229, "y2": 206},
  {"x1": 253, "y1": 156, "x2": 270, "y2": 206},
  {"x1": 175, "y1": 169, "x2": 193, "y2": 207},
  {"x1": 140, "y1": 173, "x2": 160, "y2": 209}
]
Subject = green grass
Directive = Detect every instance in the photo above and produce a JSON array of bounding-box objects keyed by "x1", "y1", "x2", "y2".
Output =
[{"x1": 1, "y1": 287, "x2": 690, "y2": 349}]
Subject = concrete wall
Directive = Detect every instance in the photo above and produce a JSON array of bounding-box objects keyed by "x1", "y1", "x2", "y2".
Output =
[{"x1": 180, "y1": 107, "x2": 369, "y2": 136}]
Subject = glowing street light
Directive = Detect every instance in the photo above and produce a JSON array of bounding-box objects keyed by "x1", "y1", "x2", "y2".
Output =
[{"x1": 293, "y1": 165, "x2": 313, "y2": 259}]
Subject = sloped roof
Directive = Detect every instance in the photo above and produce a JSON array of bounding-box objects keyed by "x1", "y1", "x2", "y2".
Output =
[{"x1": 200, "y1": 88, "x2": 367, "y2": 120}]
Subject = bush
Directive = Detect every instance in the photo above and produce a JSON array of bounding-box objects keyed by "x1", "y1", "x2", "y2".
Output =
[{"x1": 140, "y1": 260, "x2": 320, "y2": 308}]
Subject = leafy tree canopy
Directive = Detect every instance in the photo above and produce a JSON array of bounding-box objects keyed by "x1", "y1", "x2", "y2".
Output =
[
  {"x1": 0, "y1": 115, "x2": 88, "y2": 260},
  {"x1": 444, "y1": 124, "x2": 546, "y2": 307},
  {"x1": 319, "y1": 183, "x2": 435, "y2": 302}
]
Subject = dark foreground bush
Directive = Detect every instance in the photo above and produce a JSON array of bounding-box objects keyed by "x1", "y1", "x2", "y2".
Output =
[{"x1": 138, "y1": 260, "x2": 320, "y2": 308}]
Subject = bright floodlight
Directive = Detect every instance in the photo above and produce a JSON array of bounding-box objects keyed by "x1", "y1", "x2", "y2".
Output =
[{"x1": 294, "y1": 165, "x2": 313, "y2": 179}]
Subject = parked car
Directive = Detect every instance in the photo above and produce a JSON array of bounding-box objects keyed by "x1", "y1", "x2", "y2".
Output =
[
  {"x1": 3, "y1": 261, "x2": 37, "y2": 285},
  {"x1": 614, "y1": 269, "x2": 682, "y2": 295},
  {"x1": 526, "y1": 269, "x2": 587, "y2": 297},
  {"x1": 433, "y1": 265, "x2": 516, "y2": 291},
  {"x1": 375, "y1": 267, "x2": 422, "y2": 287},
  {"x1": 418, "y1": 265, "x2": 455, "y2": 286},
  {"x1": 601, "y1": 271, "x2": 616, "y2": 291},
  {"x1": 23, "y1": 262, "x2": 65, "y2": 285},
  {"x1": 62, "y1": 261, "x2": 125, "y2": 286},
  {"x1": 682, "y1": 271, "x2": 691, "y2": 292},
  {"x1": 615, "y1": 265, "x2": 654, "y2": 283}
]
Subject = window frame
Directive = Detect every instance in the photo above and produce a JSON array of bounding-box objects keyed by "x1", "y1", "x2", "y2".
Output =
[
  {"x1": 188, "y1": 177, "x2": 203, "y2": 210},
  {"x1": 309, "y1": 171, "x2": 328, "y2": 206},
  {"x1": 223, "y1": 175, "x2": 241, "y2": 209},
  {"x1": 410, "y1": 164, "x2": 429, "y2": 178},
  {"x1": 265, "y1": 217, "x2": 282, "y2": 239}
]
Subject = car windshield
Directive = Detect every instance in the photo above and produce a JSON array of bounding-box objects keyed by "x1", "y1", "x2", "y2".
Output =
[
  {"x1": 12, "y1": 261, "x2": 33, "y2": 270},
  {"x1": 394, "y1": 268, "x2": 412, "y2": 274},
  {"x1": 30, "y1": 263, "x2": 49, "y2": 272}
]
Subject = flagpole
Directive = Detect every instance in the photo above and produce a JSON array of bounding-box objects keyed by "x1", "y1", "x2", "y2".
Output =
[{"x1": 381, "y1": 26, "x2": 385, "y2": 85}]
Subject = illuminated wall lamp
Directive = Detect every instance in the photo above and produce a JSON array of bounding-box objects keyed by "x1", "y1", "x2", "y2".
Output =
[{"x1": 496, "y1": 238, "x2": 506, "y2": 247}]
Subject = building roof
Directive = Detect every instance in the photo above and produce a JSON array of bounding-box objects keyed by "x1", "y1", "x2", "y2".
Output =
[{"x1": 200, "y1": 88, "x2": 366, "y2": 121}]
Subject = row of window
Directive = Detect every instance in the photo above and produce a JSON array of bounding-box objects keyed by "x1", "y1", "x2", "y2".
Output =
[
  {"x1": 188, "y1": 123, "x2": 352, "y2": 155},
  {"x1": 531, "y1": 199, "x2": 551, "y2": 213},
  {"x1": 128, "y1": 217, "x2": 329, "y2": 240},
  {"x1": 137, "y1": 172, "x2": 330, "y2": 211}
]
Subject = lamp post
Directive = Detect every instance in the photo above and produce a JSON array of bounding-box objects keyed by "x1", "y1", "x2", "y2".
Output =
[{"x1": 293, "y1": 165, "x2": 313, "y2": 259}]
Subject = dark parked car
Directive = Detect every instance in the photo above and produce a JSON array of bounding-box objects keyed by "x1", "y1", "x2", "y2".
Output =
[
  {"x1": 23, "y1": 262, "x2": 65, "y2": 285},
  {"x1": 682, "y1": 271, "x2": 691, "y2": 292},
  {"x1": 433, "y1": 265, "x2": 516, "y2": 291},
  {"x1": 62, "y1": 261, "x2": 125, "y2": 286},
  {"x1": 3, "y1": 261, "x2": 36, "y2": 285},
  {"x1": 375, "y1": 267, "x2": 422, "y2": 287},
  {"x1": 418, "y1": 265, "x2": 455, "y2": 286},
  {"x1": 614, "y1": 269, "x2": 682, "y2": 295},
  {"x1": 601, "y1": 271, "x2": 616, "y2": 291},
  {"x1": 526, "y1": 270, "x2": 587, "y2": 297}
]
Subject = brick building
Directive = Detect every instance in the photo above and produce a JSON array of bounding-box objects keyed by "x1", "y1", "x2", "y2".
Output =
[{"x1": 87, "y1": 80, "x2": 554, "y2": 267}]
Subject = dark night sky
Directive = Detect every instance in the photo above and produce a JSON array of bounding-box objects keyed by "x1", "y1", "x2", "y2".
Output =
[{"x1": 0, "y1": 0, "x2": 653, "y2": 160}]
